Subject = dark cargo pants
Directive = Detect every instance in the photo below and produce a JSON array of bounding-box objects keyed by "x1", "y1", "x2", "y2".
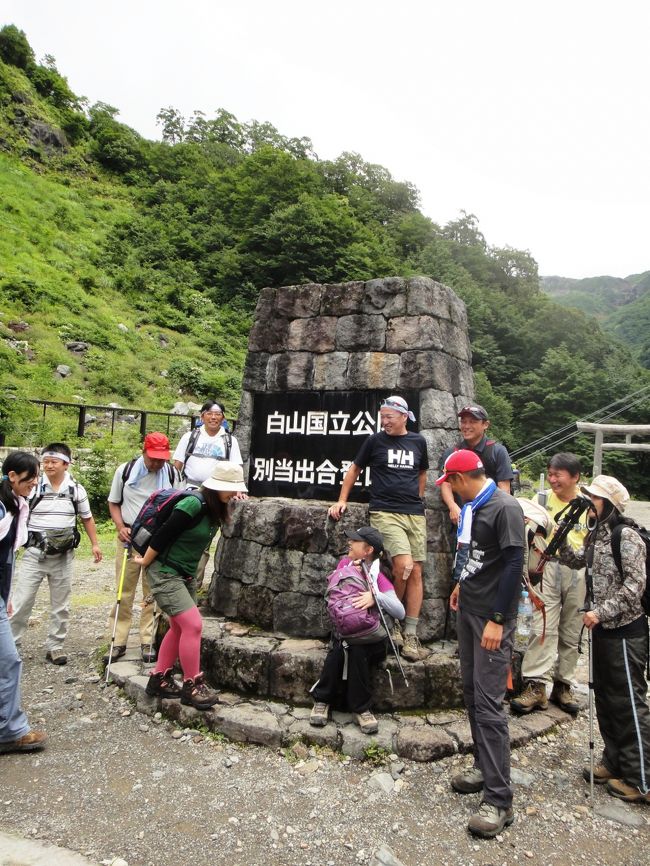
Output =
[
  {"x1": 593, "y1": 624, "x2": 650, "y2": 793},
  {"x1": 457, "y1": 608, "x2": 515, "y2": 809}
]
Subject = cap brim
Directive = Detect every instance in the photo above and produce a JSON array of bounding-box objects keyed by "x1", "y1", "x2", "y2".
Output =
[
  {"x1": 435, "y1": 472, "x2": 451, "y2": 486},
  {"x1": 145, "y1": 449, "x2": 171, "y2": 459},
  {"x1": 202, "y1": 479, "x2": 248, "y2": 492},
  {"x1": 344, "y1": 530, "x2": 365, "y2": 541}
]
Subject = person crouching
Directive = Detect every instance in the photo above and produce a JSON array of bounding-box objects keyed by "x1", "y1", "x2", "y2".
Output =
[{"x1": 309, "y1": 526, "x2": 405, "y2": 735}]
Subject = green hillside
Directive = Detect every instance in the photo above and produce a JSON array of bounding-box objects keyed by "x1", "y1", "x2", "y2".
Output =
[
  {"x1": 1, "y1": 24, "x2": 649, "y2": 494},
  {"x1": 541, "y1": 272, "x2": 650, "y2": 365}
]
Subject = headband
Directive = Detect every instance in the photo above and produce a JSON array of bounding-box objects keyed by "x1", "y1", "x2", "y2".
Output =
[{"x1": 41, "y1": 451, "x2": 71, "y2": 464}]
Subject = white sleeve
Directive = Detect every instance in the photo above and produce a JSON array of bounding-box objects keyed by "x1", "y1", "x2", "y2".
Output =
[
  {"x1": 107, "y1": 464, "x2": 126, "y2": 504},
  {"x1": 74, "y1": 482, "x2": 93, "y2": 519},
  {"x1": 375, "y1": 586, "x2": 405, "y2": 621},
  {"x1": 172, "y1": 431, "x2": 190, "y2": 463},
  {"x1": 229, "y1": 435, "x2": 243, "y2": 465}
]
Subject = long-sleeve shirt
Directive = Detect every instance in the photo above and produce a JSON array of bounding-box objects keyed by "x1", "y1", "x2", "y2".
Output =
[{"x1": 336, "y1": 557, "x2": 405, "y2": 621}]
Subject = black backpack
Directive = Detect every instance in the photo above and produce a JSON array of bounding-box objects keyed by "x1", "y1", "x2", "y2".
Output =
[
  {"x1": 182, "y1": 426, "x2": 232, "y2": 480},
  {"x1": 610, "y1": 518, "x2": 650, "y2": 616},
  {"x1": 130, "y1": 489, "x2": 206, "y2": 555}
]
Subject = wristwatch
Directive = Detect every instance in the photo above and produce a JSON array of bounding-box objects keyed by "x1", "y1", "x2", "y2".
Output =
[{"x1": 490, "y1": 612, "x2": 505, "y2": 625}]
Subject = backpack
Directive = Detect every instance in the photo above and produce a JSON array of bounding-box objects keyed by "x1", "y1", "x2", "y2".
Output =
[
  {"x1": 130, "y1": 489, "x2": 206, "y2": 555},
  {"x1": 455, "y1": 439, "x2": 497, "y2": 480},
  {"x1": 610, "y1": 518, "x2": 650, "y2": 616},
  {"x1": 182, "y1": 427, "x2": 232, "y2": 480},
  {"x1": 27, "y1": 477, "x2": 81, "y2": 554},
  {"x1": 325, "y1": 561, "x2": 386, "y2": 644},
  {"x1": 118, "y1": 459, "x2": 176, "y2": 505}
]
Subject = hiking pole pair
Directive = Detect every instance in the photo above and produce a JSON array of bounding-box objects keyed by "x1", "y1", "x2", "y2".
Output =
[
  {"x1": 361, "y1": 561, "x2": 409, "y2": 689},
  {"x1": 105, "y1": 544, "x2": 129, "y2": 684}
]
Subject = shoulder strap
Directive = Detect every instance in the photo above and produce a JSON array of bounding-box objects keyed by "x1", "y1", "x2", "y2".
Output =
[
  {"x1": 224, "y1": 431, "x2": 232, "y2": 460},
  {"x1": 183, "y1": 428, "x2": 201, "y2": 473},
  {"x1": 28, "y1": 475, "x2": 47, "y2": 513},
  {"x1": 167, "y1": 463, "x2": 175, "y2": 486},
  {"x1": 118, "y1": 458, "x2": 137, "y2": 506}
]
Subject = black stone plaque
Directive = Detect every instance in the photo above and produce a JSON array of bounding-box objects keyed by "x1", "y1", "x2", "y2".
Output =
[{"x1": 248, "y1": 390, "x2": 420, "y2": 501}]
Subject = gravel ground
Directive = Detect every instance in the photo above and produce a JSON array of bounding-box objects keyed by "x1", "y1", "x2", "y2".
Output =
[{"x1": 1, "y1": 549, "x2": 649, "y2": 866}]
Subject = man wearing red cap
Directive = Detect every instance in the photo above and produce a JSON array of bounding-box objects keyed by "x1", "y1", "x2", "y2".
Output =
[
  {"x1": 106, "y1": 433, "x2": 180, "y2": 663},
  {"x1": 439, "y1": 449, "x2": 525, "y2": 838}
]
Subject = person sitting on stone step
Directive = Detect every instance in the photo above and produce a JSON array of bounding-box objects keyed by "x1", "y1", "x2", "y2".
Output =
[{"x1": 309, "y1": 526, "x2": 404, "y2": 735}]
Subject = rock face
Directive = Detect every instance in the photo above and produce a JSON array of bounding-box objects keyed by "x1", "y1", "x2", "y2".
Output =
[{"x1": 209, "y1": 277, "x2": 473, "y2": 640}]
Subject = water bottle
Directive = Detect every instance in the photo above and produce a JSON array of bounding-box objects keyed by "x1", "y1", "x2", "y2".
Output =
[{"x1": 517, "y1": 590, "x2": 533, "y2": 641}]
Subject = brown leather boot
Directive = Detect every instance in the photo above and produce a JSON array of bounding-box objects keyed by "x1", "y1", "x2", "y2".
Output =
[{"x1": 510, "y1": 680, "x2": 548, "y2": 714}]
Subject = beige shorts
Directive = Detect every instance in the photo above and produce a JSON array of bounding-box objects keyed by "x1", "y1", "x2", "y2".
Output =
[{"x1": 369, "y1": 512, "x2": 427, "y2": 562}]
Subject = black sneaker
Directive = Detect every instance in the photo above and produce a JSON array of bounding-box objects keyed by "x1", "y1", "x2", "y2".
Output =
[
  {"x1": 145, "y1": 669, "x2": 182, "y2": 698},
  {"x1": 180, "y1": 673, "x2": 219, "y2": 710}
]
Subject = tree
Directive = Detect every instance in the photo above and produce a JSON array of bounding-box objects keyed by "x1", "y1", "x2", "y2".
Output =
[
  {"x1": 156, "y1": 106, "x2": 186, "y2": 144},
  {"x1": 0, "y1": 25, "x2": 34, "y2": 70}
]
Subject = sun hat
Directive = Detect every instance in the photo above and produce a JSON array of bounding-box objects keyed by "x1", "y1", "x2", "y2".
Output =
[
  {"x1": 517, "y1": 497, "x2": 554, "y2": 536},
  {"x1": 202, "y1": 462, "x2": 247, "y2": 492},
  {"x1": 580, "y1": 475, "x2": 629, "y2": 513}
]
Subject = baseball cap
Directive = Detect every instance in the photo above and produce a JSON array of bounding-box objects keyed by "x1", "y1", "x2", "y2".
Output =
[
  {"x1": 580, "y1": 475, "x2": 629, "y2": 513},
  {"x1": 458, "y1": 404, "x2": 489, "y2": 421},
  {"x1": 380, "y1": 395, "x2": 416, "y2": 423},
  {"x1": 143, "y1": 432, "x2": 171, "y2": 460},
  {"x1": 202, "y1": 462, "x2": 248, "y2": 492},
  {"x1": 345, "y1": 526, "x2": 384, "y2": 553},
  {"x1": 435, "y1": 450, "x2": 484, "y2": 486}
]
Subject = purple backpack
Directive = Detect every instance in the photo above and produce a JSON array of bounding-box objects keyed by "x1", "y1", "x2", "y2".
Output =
[{"x1": 325, "y1": 561, "x2": 386, "y2": 643}]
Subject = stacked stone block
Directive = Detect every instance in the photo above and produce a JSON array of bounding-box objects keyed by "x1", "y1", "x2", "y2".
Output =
[{"x1": 209, "y1": 276, "x2": 475, "y2": 641}]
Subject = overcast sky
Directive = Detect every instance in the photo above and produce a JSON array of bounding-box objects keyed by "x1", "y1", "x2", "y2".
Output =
[{"x1": 4, "y1": 0, "x2": 649, "y2": 279}]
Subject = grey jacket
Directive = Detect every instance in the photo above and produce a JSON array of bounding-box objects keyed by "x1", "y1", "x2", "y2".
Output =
[{"x1": 560, "y1": 522, "x2": 646, "y2": 630}]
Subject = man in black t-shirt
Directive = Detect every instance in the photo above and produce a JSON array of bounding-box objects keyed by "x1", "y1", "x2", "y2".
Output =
[
  {"x1": 440, "y1": 449, "x2": 524, "y2": 839},
  {"x1": 328, "y1": 396, "x2": 429, "y2": 661}
]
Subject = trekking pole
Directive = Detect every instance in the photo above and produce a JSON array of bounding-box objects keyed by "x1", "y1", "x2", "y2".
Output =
[
  {"x1": 105, "y1": 544, "x2": 129, "y2": 684},
  {"x1": 587, "y1": 623, "x2": 595, "y2": 809},
  {"x1": 361, "y1": 561, "x2": 409, "y2": 688}
]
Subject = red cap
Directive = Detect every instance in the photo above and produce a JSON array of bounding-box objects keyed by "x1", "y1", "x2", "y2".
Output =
[
  {"x1": 143, "y1": 432, "x2": 171, "y2": 460},
  {"x1": 435, "y1": 449, "x2": 484, "y2": 486}
]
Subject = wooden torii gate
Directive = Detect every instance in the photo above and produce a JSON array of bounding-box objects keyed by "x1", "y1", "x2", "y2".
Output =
[{"x1": 577, "y1": 422, "x2": 650, "y2": 477}]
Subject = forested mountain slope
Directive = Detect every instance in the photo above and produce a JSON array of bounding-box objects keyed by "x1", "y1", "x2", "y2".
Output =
[{"x1": 1, "y1": 25, "x2": 648, "y2": 492}]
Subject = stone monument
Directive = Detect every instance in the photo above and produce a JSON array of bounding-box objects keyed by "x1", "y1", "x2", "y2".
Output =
[{"x1": 209, "y1": 276, "x2": 474, "y2": 647}]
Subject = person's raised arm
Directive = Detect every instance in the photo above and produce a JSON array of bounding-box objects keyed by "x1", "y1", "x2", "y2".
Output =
[{"x1": 328, "y1": 463, "x2": 362, "y2": 520}]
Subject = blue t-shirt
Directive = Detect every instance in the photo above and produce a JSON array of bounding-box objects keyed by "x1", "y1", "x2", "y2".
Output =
[{"x1": 353, "y1": 431, "x2": 429, "y2": 515}]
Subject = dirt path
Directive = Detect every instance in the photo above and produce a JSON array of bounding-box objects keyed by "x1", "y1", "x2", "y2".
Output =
[{"x1": 1, "y1": 551, "x2": 648, "y2": 866}]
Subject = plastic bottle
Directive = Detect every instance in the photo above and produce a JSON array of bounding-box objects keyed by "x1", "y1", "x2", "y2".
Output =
[{"x1": 517, "y1": 590, "x2": 533, "y2": 641}]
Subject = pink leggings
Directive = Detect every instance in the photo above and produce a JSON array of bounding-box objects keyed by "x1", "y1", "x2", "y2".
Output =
[{"x1": 155, "y1": 606, "x2": 203, "y2": 681}]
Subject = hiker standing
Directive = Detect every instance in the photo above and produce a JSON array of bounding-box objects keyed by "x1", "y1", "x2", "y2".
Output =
[
  {"x1": 136, "y1": 462, "x2": 247, "y2": 710},
  {"x1": 105, "y1": 432, "x2": 180, "y2": 664},
  {"x1": 309, "y1": 526, "x2": 404, "y2": 735},
  {"x1": 328, "y1": 396, "x2": 429, "y2": 662},
  {"x1": 0, "y1": 451, "x2": 47, "y2": 754},
  {"x1": 439, "y1": 404, "x2": 513, "y2": 583},
  {"x1": 559, "y1": 475, "x2": 650, "y2": 803},
  {"x1": 441, "y1": 449, "x2": 525, "y2": 838},
  {"x1": 172, "y1": 400, "x2": 244, "y2": 591},
  {"x1": 511, "y1": 453, "x2": 587, "y2": 715},
  {"x1": 10, "y1": 443, "x2": 102, "y2": 666}
]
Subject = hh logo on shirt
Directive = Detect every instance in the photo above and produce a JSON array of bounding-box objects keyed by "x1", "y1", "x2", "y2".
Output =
[{"x1": 387, "y1": 449, "x2": 415, "y2": 468}]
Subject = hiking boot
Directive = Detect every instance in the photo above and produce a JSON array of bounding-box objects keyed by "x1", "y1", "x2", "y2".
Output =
[
  {"x1": 510, "y1": 680, "x2": 548, "y2": 715},
  {"x1": 309, "y1": 702, "x2": 330, "y2": 727},
  {"x1": 451, "y1": 766, "x2": 484, "y2": 794},
  {"x1": 550, "y1": 681, "x2": 580, "y2": 714},
  {"x1": 102, "y1": 644, "x2": 126, "y2": 665},
  {"x1": 401, "y1": 633, "x2": 429, "y2": 662},
  {"x1": 354, "y1": 711, "x2": 379, "y2": 735},
  {"x1": 0, "y1": 730, "x2": 48, "y2": 754},
  {"x1": 390, "y1": 621, "x2": 405, "y2": 647},
  {"x1": 141, "y1": 644, "x2": 158, "y2": 664},
  {"x1": 145, "y1": 669, "x2": 182, "y2": 699},
  {"x1": 180, "y1": 673, "x2": 219, "y2": 710},
  {"x1": 583, "y1": 763, "x2": 615, "y2": 785},
  {"x1": 45, "y1": 649, "x2": 67, "y2": 666},
  {"x1": 467, "y1": 801, "x2": 515, "y2": 838},
  {"x1": 606, "y1": 778, "x2": 650, "y2": 803}
]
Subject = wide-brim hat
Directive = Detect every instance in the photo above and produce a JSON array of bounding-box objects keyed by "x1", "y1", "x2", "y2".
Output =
[
  {"x1": 517, "y1": 498, "x2": 554, "y2": 537},
  {"x1": 202, "y1": 462, "x2": 248, "y2": 492},
  {"x1": 580, "y1": 475, "x2": 629, "y2": 513}
]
